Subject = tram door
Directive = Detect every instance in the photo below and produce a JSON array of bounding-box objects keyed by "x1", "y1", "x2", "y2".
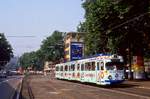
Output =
[{"x1": 96, "y1": 60, "x2": 104, "y2": 83}]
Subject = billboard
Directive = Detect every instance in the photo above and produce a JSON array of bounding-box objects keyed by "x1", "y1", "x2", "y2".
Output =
[{"x1": 71, "y1": 42, "x2": 84, "y2": 61}]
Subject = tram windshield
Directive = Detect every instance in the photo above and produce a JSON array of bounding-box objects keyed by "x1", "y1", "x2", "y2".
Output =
[{"x1": 105, "y1": 62, "x2": 124, "y2": 70}]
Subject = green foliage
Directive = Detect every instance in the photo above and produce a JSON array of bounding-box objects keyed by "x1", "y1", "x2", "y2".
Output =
[
  {"x1": 20, "y1": 51, "x2": 43, "y2": 70},
  {"x1": 20, "y1": 30, "x2": 64, "y2": 70},
  {"x1": 80, "y1": 0, "x2": 150, "y2": 57},
  {"x1": 0, "y1": 33, "x2": 13, "y2": 68},
  {"x1": 40, "y1": 30, "x2": 64, "y2": 61}
]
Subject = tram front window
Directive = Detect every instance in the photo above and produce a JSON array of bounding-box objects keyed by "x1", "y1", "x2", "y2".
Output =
[{"x1": 105, "y1": 62, "x2": 124, "y2": 70}]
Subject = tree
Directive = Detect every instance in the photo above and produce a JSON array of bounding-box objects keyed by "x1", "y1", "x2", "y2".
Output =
[
  {"x1": 20, "y1": 51, "x2": 43, "y2": 70},
  {"x1": 20, "y1": 30, "x2": 65, "y2": 70},
  {"x1": 79, "y1": 0, "x2": 114, "y2": 55},
  {"x1": 40, "y1": 30, "x2": 64, "y2": 62},
  {"x1": 80, "y1": 0, "x2": 150, "y2": 79},
  {"x1": 0, "y1": 33, "x2": 13, "y2": 69},
  {"x1": 80, "y1": 0, "x2": 150, "y2": 56}
]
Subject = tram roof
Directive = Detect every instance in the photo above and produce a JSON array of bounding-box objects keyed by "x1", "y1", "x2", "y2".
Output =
[{"x1": 67, "y1": 54, "x2": 120, "y2": 62}]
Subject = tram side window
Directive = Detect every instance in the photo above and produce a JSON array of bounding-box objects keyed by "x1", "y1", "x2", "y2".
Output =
[
  {"x1": 100, "y1": 62, "x2": 104, "y2": 70},
  {"x1": 81, "y1": 64, "x2": 84, "y2": 71},
  {"x1": 92, "y1": 62, "x2": 95, "y2": 71},
  {"x1": 71, "y1": 64, "x2": 75, "y2": 71},
  {"x1": 65, "y1": 65, "x2": 68, "y2": 71},
  {"x1": 77, "y1": 64, "x2": 80, "y2": 70},
  {"x1": 60, "y1": 66, "x2": 63, "y2": 71},
  {"x1": 97, "y1": 62, "x2": 99, "y2": 70},
  {"x1": 71, "y1": 65, "x2": 73, "y2": 71},
  {"x1": 88, "y1": 62, "x2": 92, "y2": 71},
  {"x1": 56, "y1": 66, "x2": 59, "y2": 71},
  {"x1": 85, "y1": 63, "x2": 88, "y2": 71},
  {"x1": 85, "y1": 62, "x2": 92, "y2": 71},
  {"x1": 68, "y1": 65, "x2": 71, "y2": 71}
]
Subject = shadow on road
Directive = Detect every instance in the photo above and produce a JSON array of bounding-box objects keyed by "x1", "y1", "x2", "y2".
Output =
[
  {"x1": 59, "y1": 79, "x2": 139, "y2": 89},
  {"x1": 102, "y1": 83, "x2": 139, "y2": 88}
]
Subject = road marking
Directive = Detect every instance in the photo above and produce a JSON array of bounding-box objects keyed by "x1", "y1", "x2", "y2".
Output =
[
  {"x1": 16, "y1": 79, "x2": 23, "y2": 99},
  {"x1": 48, "y1": 91, "x2": 60, "y2": 94},
  {"x1": 0, "y1": 79, "x2": 9, "y2": 84},
  {"x1": 136, "y1": 86, "x2": 150, "y2": 90},
  {"x1": 60, "y1": 88, "x2": 72, "y2": 91},
  {"x1": 0, "y1": 77, "x2": 23, "y2": 84}
]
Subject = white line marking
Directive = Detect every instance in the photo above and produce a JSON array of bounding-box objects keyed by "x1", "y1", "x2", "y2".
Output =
[
  {"x1": 0, "y1": 79, "x2": 9, "y2": 84},
  {"x1": 136, "y1": 86, "x2": 150, "y2": 90},
  {"x1": 48, "y1": 92, "x2": 60, "y2": 94},
  {"x1": 60, "y1": 89, "x2": 72, "y2": 91},
  {"x1": 16, "y1": 79, "x2": 23, "y2": 99}
]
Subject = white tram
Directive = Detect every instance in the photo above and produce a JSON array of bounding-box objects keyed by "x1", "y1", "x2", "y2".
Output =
[{"x1": 55, "y1": 54, "x2": 125, "y2": 85}]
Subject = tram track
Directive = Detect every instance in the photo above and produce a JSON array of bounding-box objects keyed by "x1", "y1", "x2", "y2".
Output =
[
  {"x1": 55, "y1": 79, "x2": 150, "y2": 99},
  {"x1": 20, "y1": 75, "x2": 150, "y2": 99}
]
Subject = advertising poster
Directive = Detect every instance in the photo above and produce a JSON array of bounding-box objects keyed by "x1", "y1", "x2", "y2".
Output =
[{"x1": 71, "y1": 42, "x2": 83, "y2": 61}]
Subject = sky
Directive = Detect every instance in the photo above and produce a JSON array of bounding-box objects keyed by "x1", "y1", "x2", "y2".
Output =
[{"x1": 0, "y1": 0, "x2": 84, "y2": 56}]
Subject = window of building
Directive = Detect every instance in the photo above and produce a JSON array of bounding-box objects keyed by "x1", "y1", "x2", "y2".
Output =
[
  {"x1": 72, "y1": 33, "x2": 76, "y2": 38},
  {"x1": 65, "y1": 50, "x2": 69, "y2": 55},
  {"x1": 65, "y1": 43, "x2": 69, "y2": 48}
]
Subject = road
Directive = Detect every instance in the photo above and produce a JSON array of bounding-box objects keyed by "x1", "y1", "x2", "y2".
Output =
[
  {"x1": 22, "y1": 75, "x2": 150, "y2": 99},
  {"x1": 0, "y1": 75, "x2": 23, "y2": 99}
]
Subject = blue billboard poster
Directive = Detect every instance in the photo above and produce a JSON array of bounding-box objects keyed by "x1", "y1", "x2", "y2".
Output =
[{"x1": 71, "y1": 42, "x2": 83, "y2": 61}]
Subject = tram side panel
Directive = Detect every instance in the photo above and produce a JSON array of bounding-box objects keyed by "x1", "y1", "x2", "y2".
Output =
[{"x1": 55, "y1": 54, "x2": 125, "y2": 85}]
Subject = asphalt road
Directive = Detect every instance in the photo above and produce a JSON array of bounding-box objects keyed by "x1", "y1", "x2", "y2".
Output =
[
  {"x1": 23, "y1": 75, "x2": 150, "y2": 99},
  {"x1": 0, "y1": 75, "x2": 23, "y2": 99}
]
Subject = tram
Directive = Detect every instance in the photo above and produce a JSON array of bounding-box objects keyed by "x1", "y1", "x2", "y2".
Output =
[{"x1": 55, "y1": 54, "x2": 125, "y2": 85}]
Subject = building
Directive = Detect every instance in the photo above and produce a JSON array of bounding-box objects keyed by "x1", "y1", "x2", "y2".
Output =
[
  {"x1": 43, "y1": 61, "x2": 55, "y2": 77},
  {"x1": 64, "y1": 32, "x2": 85, "y2": 62}
]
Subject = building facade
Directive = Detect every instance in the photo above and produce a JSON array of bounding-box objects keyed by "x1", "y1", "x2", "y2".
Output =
[{"x1": 64, "y1": 32, "x2": 85, "y2": 62}]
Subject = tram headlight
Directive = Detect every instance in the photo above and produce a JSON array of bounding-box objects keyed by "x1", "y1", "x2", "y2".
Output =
[{"x1": 108, "y1": 75, "x2": 112, "y2": 80}]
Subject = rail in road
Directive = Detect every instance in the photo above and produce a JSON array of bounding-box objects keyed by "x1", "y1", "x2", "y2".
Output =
[
  {"x1": 49, "y1": 80, "x2": 150, "y2": 99},
  {"x1": 20, "y1": 76, "x2": 34, "y2": 99},
  {"x1": 21, "y1": 75, "x2": 150, "y2": 99}
]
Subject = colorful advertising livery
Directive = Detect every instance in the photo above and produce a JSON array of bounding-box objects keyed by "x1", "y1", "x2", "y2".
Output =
[{"x1": 55, "y1": 54, "x2": 125, "y2": 85}]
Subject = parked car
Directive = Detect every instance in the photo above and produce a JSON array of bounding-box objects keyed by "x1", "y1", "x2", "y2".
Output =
[
  {"x1": 0, "y1": 72, "x2": 7, "y2": 78},
  {"x1": 0, "y1": 70, "x2": 7, "y2": 78}
]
